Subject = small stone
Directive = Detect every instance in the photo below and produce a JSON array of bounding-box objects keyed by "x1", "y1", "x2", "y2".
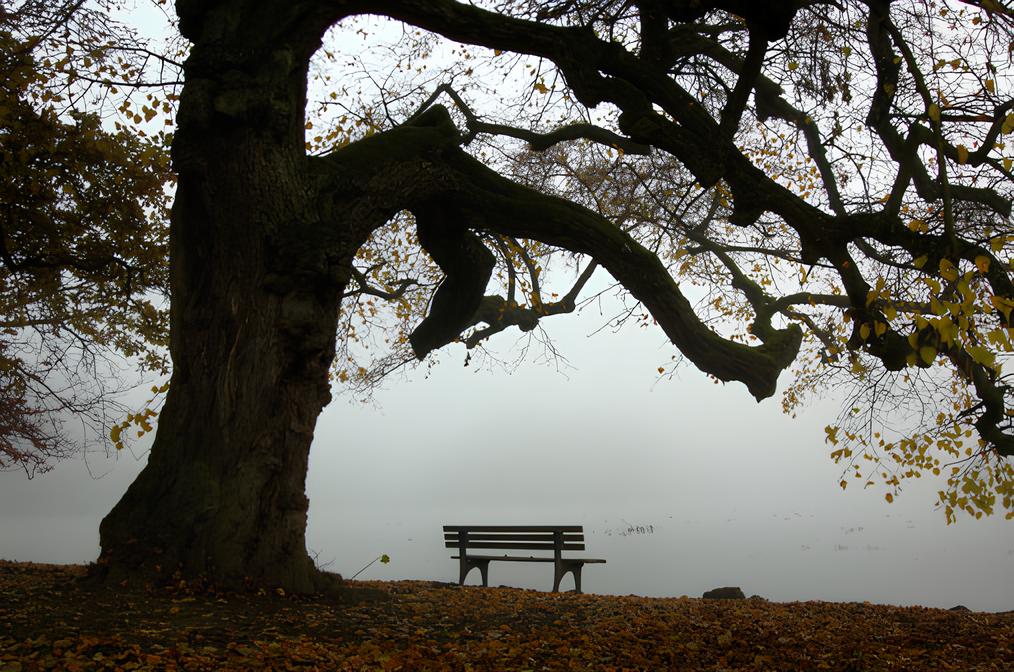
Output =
[{"x1": 703, "y1": 586, "x2": 745, "y2": 600}]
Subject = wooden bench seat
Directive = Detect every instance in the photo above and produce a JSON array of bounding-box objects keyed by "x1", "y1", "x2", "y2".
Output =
[{"x1": 443, "y1": 525, "x2": 606, "y2": 593}]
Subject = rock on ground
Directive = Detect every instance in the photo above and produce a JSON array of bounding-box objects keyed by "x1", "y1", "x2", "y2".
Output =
[{"x1": 703, "y1": 586, "x2": 745, "y2": 600}]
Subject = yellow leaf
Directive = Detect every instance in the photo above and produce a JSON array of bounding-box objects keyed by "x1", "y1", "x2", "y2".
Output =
[
  {"x1": 975, "y1": 256, "x2": 991, "y2": 274},
  {"x1": 990, "y1": 295, "x2": 1014, "y2": 319},
  {"x1": 874, "y1": 321, "x2": 888, "y2": 337},
  {"x1": 913, "y1": 255, "x2": 928, "y2": 269},
  {"x1": 956, "y1": 144, "x2": 969, "y2": 164},
  {"x1": 884, "y1": 304, "x2": 898, "y2": 321},
  {"x1": 859, "y1": 323, "x2": 871, "y2": 340},
  {"x1": 1004, "y1": 157, "x2": 1012, "y2": 171},
  {"x1": 927, "y1": 103, "x2": 940, "y2": 123},
  {"x1": 985, "y1": 79, "x2": 996, "y2": 94},
  {"x1": 533, "y1": 81, "x2": 549, "y2": 94},
  {"x1": 967, "y1": 345, "x2": 996, "y2": 368},
  {"x1": 788, "y1": 61, "x2": 799, "y2": 71},
  {"x1": 920, "y1": 346, "x2": 936, "y2": 365},
  {"x1": 885, "y1": 493, "x2": 894, "y2": 503},
  {"x1": 840, "y1": 480, "x2": 848, "y2": 490},
  {"x1": 939, "y1": 258, "x2": 958, "y2": 282}
]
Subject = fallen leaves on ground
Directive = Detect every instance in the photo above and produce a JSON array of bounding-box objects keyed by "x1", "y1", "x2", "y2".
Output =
[{"x1": 1, "y1": 561, "x2": 1011, "y2": 670}]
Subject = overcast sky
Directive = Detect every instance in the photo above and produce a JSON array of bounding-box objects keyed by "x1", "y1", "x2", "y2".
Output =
[
  {"x1": 2, "y1": 285, "x2": 1012, "y2": 611},
  {"x1": 2, "y1": 2, "x2": 1011, "y2": 614}
]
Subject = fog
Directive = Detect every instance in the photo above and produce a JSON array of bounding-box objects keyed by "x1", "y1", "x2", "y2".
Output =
[{"x1": 2, "y1": 301, "x2": 1011, "y2": 612}]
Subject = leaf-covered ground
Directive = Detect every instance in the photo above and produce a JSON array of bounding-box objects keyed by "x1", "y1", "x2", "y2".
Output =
[{"x1": 1, "y1": 561, "x2": 1011, "y2": 671}]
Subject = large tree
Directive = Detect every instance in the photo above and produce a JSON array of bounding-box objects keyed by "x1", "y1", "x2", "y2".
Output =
[{"x1": 94, "y1": 0, "x2": 1012, "y2": 591}]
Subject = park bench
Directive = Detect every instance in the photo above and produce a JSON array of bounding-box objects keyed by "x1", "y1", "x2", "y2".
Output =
[{"x1": 443, "y1": 525, "x2": 606, "y2": 593}]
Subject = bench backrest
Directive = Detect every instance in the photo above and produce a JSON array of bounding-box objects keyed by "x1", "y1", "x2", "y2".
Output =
[{"x1": 443, "y1": 525, "x2": 586, "y2": 556}]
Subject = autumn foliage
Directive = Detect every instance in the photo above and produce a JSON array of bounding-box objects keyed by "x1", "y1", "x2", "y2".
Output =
[
  {"x1": 2, "y1": 1, "x2": 1012, "y2": 525},
  {"x1": 0, "y1": 4, "x2": 174, "y2": 474},
  {"x1": 310, "y1": 0, "x2": 1014, "y2": 521},
  {"x1": 1, "y1": 562, "x2": 1011, "y2": 671}
]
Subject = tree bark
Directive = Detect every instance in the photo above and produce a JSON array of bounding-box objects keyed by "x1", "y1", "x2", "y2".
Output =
[{"x1": 97, "y1": 1, "x2": 359, "y2": 592}]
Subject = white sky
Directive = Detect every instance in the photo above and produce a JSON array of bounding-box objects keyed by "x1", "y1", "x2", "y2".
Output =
[{"x1": 1, "y1": 1, "x2": 1011, "y2": 613}]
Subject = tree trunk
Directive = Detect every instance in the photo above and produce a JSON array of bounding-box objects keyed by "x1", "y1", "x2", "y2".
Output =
[{"x1": 97, "y1": 5, "x2": 355, "y2": 592}]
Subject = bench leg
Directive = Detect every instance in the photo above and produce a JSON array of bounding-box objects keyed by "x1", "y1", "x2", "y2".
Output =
[
  {"x1": 477, "y1": 560, "x2": 489, "y2": 586},
  {"x1": 459, "y1": 559, "x2": 491, "y2": 586},
  {"x1": 553, "y1": 564, "x2": 575, "y2": 593},
  {"x1": 553, "y1": 563, "x2": 585, "y2": 593}
]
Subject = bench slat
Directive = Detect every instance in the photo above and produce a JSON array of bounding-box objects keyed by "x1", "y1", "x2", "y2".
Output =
[
  {"x1": 445, "y1": 541, "x2": 585, "y2": 551},
  {"x1": 451, "y1": 555, "x2": 555, "y2": 563},
  {"x1": 443, "y1": 525, "x2": 583, "y2": 533},
  {"x1": 443, "y1": 533, "x2": 583, "y2": 543},
  {"x1": 453, "y1": 555, "x2": 606, "y2": 564}
]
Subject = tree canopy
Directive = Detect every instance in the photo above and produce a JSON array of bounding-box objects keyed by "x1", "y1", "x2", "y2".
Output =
[
  {"x1": 0, "y1": 1, "x2": 175, "y2": 474},
  {"x1": 6, "y1": 0, "x2": 1011, "y2": 590},
  {"x1": 312, "y1": 0, "x2": 1014, "y2": 522}
]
